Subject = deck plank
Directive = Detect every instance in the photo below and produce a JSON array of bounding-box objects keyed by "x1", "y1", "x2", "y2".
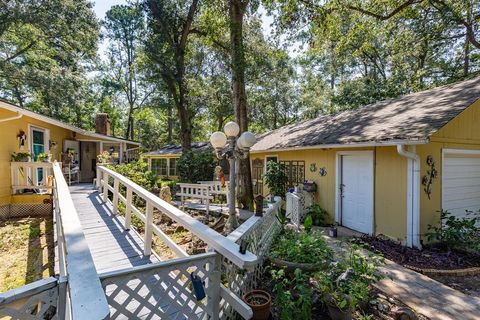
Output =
[{"x1": 69, "y1": 184, "x2": 159, "y2": 275}]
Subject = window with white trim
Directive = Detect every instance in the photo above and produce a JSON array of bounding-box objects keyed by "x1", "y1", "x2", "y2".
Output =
[{"x1": 151, "y1": 158, "x2": 167, "y2": 176}]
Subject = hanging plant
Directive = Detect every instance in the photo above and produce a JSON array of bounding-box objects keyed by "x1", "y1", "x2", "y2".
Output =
[{"x1": 422, "y1": 155, "x2": 438, "y2": 199}]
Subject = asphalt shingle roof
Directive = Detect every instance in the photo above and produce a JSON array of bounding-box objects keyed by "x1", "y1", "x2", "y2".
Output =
[
  {"x1": 251, "y1": 75, "x2": 480, "y2": 152},
  {"x1": 143, "y1": 142, "x2": 210, "y2": 156}
]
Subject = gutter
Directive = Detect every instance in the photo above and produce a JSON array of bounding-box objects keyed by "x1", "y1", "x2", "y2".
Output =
[
  {"x1": 0, "y1": 111, "x2": 22, "y2": 123},
  {"x1": 250, "y1": 139, "x2": 429, "y2": 154},
  {"x1": 396, "y1": 144, "x2": 421, "y2": 248}
]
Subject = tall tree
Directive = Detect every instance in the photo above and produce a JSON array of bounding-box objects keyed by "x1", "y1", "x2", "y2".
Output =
[
  {"x1": 104, "y1": 4, "x2": 153, "y2": 140},
  {"x1": 229, "y1": 0, "x2": 254, "y2": 210},
  {"x1": 144, "y1": 0, "x2": 200, "y2": 151}
]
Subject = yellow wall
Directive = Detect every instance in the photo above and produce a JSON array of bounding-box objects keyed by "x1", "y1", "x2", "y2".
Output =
[
  {"x1": 0, "y1": 109, "x2": 71, "y2": 201},
  {"x1": 0, "y1": 108, "x2": 130, "y2": 204},
  {"x1": 251, "y1": 146, "x2": 408, "y2": 241},
  {"x1": 417, "y1": 99, "x2": 480, "y2": 239}
]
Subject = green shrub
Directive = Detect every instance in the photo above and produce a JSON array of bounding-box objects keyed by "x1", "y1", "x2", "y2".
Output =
[
  {"x1": 270, "y1": 268, "x2": 312, "y2": 320},
  {"x1": 177, "y1": 150, "x2": 216, "y2": 183},
  {"x1": 264, "y1": 161, "x2": 289, "y2": 197},
  {"x1": 109, "y1": 159, "x2": 158, "y2": 191},
  {"x1": 314, "y1": 244, "x2": 384, "y2": 311},
  {"x1": 426, "y1": 209, "x2": 480, "y2": 251},
  {"x1": 307, "y1": 204, "x2": 328, "y2": 226},
  {"x1": 269, "y1": 229, "x2": 333, "y2": 264}
]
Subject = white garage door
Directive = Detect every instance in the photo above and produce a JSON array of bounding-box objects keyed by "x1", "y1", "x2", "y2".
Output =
[
  {"x1": 339, "y1": 152, "x2": 374, "y2": 234},
  {"x1": 442, "y1": 150, "x2": 480, "y2": 220}
]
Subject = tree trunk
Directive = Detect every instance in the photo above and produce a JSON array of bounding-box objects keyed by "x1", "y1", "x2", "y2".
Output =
[
  {"x1": 177, "y1": 53, "x2": 192, "y2": 152},
  {"x1": 167, "y1": 103, "x2": 173, "y2": 144},
  {"x1": 229, "y1": 0, "x2": 254, "y2": 210}
]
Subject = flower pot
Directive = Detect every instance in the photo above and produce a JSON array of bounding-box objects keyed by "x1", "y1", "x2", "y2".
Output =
[
  {"x1": 242, "y1": 290, "x2": 271, "y2": 320},
  {"x1": 327, "y1": 303, "x2": 352, "y2": 320}
]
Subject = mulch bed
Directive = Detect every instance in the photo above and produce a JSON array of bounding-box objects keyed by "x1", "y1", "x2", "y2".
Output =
[{"x1": 353, "y1": 235, "x2": 480, "y2": 270}]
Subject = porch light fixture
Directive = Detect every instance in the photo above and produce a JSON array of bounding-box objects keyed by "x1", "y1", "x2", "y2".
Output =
[{"x1": 209, "y1": 121, "x2": 256, "y2": 232}]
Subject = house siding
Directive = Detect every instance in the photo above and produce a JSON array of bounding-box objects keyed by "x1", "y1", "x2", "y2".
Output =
[{"x1": 250, "y1": 146, "x2": 409, "y2": 242}]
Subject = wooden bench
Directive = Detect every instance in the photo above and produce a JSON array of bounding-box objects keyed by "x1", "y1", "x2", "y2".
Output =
[
  {"x1": 197, "y1": 181, "x2": 230, "y2": 205},
  {"x1": 177, "y1": 183, "x2": 213, "y2": 215}
]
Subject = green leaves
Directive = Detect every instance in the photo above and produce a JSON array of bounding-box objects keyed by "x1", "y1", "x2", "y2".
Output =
[{"x1": 264, "y1": 160, "x2": 289, "y2": 197}]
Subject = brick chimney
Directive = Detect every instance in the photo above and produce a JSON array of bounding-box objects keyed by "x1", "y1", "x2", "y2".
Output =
[{"x1": 95, "y1": 113, "x2": 111, "y2": 136}]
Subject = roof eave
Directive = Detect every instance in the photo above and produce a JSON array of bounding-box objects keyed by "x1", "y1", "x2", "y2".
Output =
[
  {"x1": 0, "y1": 100, "x2": 141, "y2": 145},
  {"x1": 250, "y1": 138, "x2": 429, "y2": 154}
]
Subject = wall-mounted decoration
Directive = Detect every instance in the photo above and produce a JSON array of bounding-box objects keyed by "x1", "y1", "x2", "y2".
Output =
[
  {"x1": 17, "y1": 130, "x2": 26, "y2": 150},
  {"x1": 319, "y1": 167, "x2": 327, "y2": 176},
  {"x1": 309, "y1": 163, "x2": 317, "y2": 172},
  {"x1": 49, "y1": 140, "x2": 57, "y2": 150},
  {"x1": 422, "y1": 155, "x2": 438, "y2": 199}
]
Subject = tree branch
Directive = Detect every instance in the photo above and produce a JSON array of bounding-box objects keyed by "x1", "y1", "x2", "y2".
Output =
[{"x1": 346, "y1": 0, "x2": 424, "y2": 21}]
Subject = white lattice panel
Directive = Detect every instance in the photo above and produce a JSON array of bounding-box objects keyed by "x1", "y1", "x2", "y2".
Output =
[
  {"x1": 286, "y1": 191, "x2": 314, "y2": 227},
  {"x1": 101, "y1": 253, "x2": 219, "y2": 320},
  {"x1": 0, "y1": 279, "x2": 58, "y2": 320}
]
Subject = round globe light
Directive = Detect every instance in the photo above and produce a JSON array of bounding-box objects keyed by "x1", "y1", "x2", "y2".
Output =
[
  {"x1": 238, "y1": 131, "x2": 256, "y2": 149},
  {"x1": 224, "y1": 121, "x2": 240, "y2": 137},
  {"x1": 210, "y1": 131, "x2": 227, "y2": 149}
]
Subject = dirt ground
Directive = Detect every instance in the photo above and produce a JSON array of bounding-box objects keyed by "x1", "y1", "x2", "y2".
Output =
[{"x1": 0, "y1": 217, "x2": 54, "y2": 292}]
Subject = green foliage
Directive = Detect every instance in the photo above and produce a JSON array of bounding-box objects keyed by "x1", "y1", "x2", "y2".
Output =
[
  {"x1": 36, "y1": 153, "x2": 49, "y2": 161},
  {"x1": 307, "y1": 204, "x2": 328, "y2": 226},
  {"x1": 264, "y1": 161, "x2": 289, "y2": 197},
  {"x1": 270, "y1": 229, "x2": 333, "y2": 264},
  {"x1": 275, "y1": 209, "x2": 288, "y2": 226},
  {"x1": 97, "y1": 151, "x2": 112, "y2": 164},
  {"x1": 109, "y1": 159, "x2": 158, "y2": 191},
  {"x1": 426, "y1": 210, "x2": 480, "y2": 251},
  {"x1": 11, "y1": 152, "x2": 31, "y2": 162},
  {"x1": 303, "y1": 215, "x2": 313, "y2": 233},
  {"x1": 315, "y1": 244, "x2": 384, "y2": 311},
  {"x1": 270, "y1": 268, "x2": 312, "y2": 320},
  {"x1": 177, "y1": 150, "x2": 216, "y2": 183}
]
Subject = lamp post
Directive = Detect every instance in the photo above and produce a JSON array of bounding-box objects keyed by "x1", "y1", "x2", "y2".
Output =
[{"x1": 209, "y1": 121, "x2": 256, "y2": 232}]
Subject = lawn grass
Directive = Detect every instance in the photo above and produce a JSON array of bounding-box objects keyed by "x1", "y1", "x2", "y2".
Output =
[{"x1": 0, "y1": 217, "x2": 54, "y2": 292}]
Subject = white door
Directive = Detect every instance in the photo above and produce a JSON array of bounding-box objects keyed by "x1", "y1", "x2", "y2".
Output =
[
  {"x1": 442, "y1": 150, "x2": 480, "y2": 220},
  {"x1": 339, "y1": 152, "x2": 374, "y2": 234}
]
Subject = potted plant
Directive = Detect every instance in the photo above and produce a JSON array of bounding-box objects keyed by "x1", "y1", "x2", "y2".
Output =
[
  {"x1": 264, "y1": 161, "x2": 289, "y2": 199},
  {"x1": 269, "y1": 228, "x2": 333, "y2": 273},
  {"x1": 36, "y1": 152, "x2": 50, "y2": 162},
  {"x1": 97, "y1": 151, "x2": 112, "y2": 164},
  {"x1": 11, "y1": 152, "x2": 32, "y2": 162},
  {"x1": 314, "y1": 245, "x2": 384, "y2": 320},
  {"x1": 242, "y1": 289, "x2": 271, "y2": 320}
]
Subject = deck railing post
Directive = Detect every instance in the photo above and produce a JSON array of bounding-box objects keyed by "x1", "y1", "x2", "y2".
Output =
[
  {"x1": 144, "y1": 201, "x2": 153, "y2": 256},
  {"x1": 102, "y1": 171, "x2": 108, "y2": 203},
  {"x1": 206, "y1": 254, "x2": 222, "y2": 319},
  {"x1": 125, "y1": 187, "x2": 133, "y2": 230},
  {"x1": 112, "y1": 178, "x2": 119, "y2": 214},
  {"x1": 96, "y1": 165, "x2": 101, "y2": 189}
]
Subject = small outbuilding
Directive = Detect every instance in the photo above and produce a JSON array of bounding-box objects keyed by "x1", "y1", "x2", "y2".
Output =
[{"x1": 250, "y1": 75, "x2": 480, "y2": 247}]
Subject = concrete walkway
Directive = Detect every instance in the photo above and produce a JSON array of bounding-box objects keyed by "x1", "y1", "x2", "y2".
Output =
[
  {"x1": 319, "y1": 228, "x2": 480, "y2": 320},
  {"x1": 376, "y1": 259, "x2": 480, "y2": 320}
]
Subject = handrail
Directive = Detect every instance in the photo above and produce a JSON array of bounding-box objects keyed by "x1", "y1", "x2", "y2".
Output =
[
  {"x1": 97, "y1": 165, "x2": 258, "y2": 270},
  {"x1": 52, "y1": 162, "x2": 110, "y2": 319},
  {"x1": 10, "y1": 161, "x2": 54, "y2": 194}
]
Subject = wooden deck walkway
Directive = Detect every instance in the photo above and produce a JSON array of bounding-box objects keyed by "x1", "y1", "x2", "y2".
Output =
[{"x1": 69, "y1": 184, "x2": 159, "y2": 274}]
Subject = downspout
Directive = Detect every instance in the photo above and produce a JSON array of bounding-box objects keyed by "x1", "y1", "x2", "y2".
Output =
[
  {"x1": 397, "y1": 144, "x2": 421, "y2": 248},
  {"x1": 0, "y1": 111, "x2": 22, "y2": 123}
]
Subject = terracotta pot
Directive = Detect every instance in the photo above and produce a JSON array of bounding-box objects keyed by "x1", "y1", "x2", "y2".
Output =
[
  {"x1": 242, "y1": 290, "x2": 271, "y2": 320},
  {"x1": 327, "y1": 303, "x2": 352, "y2": 320}
]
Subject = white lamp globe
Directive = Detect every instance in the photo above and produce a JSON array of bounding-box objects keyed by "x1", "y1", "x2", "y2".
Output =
[
  {"x1": 224, "y1": 121, "x2": 240, "y2": 137},
  {"x1": 210, "y1": 131, "x2": 227, "y2": 149},
  {"x1": 238, "y1": 131, "x2": 256, "y2": 149}
]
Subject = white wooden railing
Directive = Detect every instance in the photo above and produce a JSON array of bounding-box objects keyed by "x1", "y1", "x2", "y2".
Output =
[
  {"x1": 96, "y1": 165, "x2": 260, "y2": 319},
  {"x1": 11, "y1": 161, "x2": 54, "y2": 194},
  {"x1": 52, "y1": 162, "x2": 110, "y2": 319}
]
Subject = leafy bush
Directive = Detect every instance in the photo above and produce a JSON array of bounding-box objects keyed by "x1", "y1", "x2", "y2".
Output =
[
  {"x1": 426, "y1": 209, "x2": 480, "y2": 251},
  {"x1": 314, "y1": 245, "x2": 384, "y2": 311},
  {"x1": 307, "y1": 204, "x2": 328, "y2": 226},
  {"x1": 109, "y1": 159, "x2": 158, "y2": 191},
  {"x1": 269, "y1": 229, "x2": 333, "y2": 264},
  {"x1": 264, "y1": 161, "x2": 289, "y2": 197},
  {"x1": 271, "y1": 268, "x2": 312, "y2": 320},
  {"x1": 177, "y1": 150, "x2": 216, "y2": 183}
]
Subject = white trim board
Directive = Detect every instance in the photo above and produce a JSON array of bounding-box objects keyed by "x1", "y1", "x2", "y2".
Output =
[
  {"x1": 0, "y1": 100, "x2": 140, "y2": 145},
  {"x1": 335, "y1": 150, "x2": 375, "y2": 234}
]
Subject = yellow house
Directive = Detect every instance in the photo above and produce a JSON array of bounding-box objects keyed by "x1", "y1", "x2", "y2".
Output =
[
  {"x1": 0, "y1": 99, "x2": 140, "y2": 217},
  {"x1": 250, "y1": 76, "x2": 480, "y2": 248},
  {"x1": 143, "y1": 142, "x2": 211, "y2": 180}
]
